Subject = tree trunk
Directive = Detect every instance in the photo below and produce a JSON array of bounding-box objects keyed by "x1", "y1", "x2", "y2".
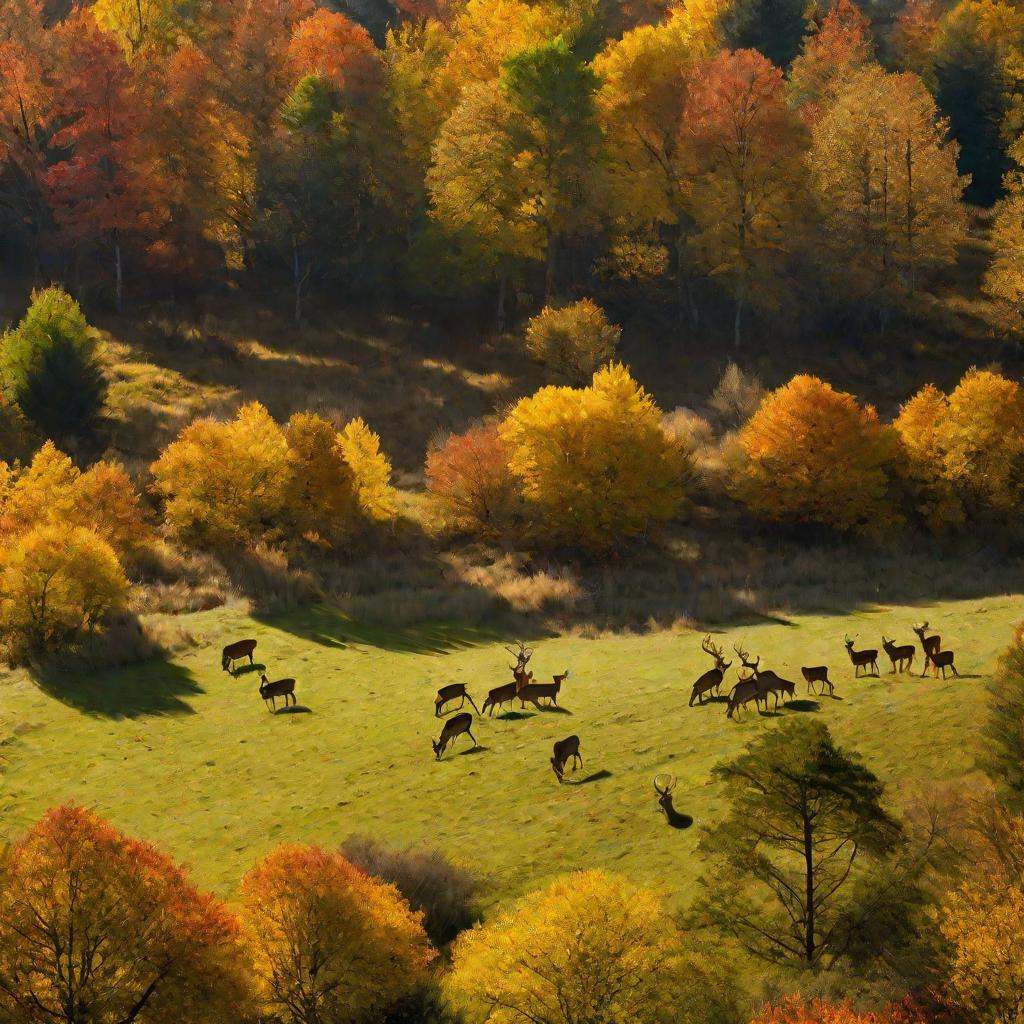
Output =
[{"x1": 804, "y1": 810, "x2": 815, "y2": 964}]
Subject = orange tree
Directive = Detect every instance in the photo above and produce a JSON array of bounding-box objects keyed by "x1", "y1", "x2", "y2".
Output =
[
  {"x1": 731, "y1": 374, "x2": 899, "y2": 534},
  {"x1": 0, "y1": 804, "x2": 251, "y2": 1023}
]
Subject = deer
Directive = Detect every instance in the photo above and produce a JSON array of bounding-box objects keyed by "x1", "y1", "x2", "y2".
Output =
[
  {"x1": 550, "y1": 735, "x2": 583, "y2": 782},
  {"x1": 726, "y1": 675, "x2": 763, "y2": 719},
  {"x1": 801, "y1": 666, "x2": 834, "y2": 697},
  {"x1": 881, "y1": 636, "x2": 916, "y2": 674},
  {"x1": 689, "y1": 635, "x2": 732, "y2": 706},
  {"x1": 259, "y1": 674, "x2": 296, "y2": 711},
  {"x1": 222, "y1": 638, "x2": 257, "y2": 673},
  {"x1": 930, "y1": 648, "x2": 959, "y2": 679},
  {"x1": 481, "y1": 681, "x2": 519, "y2": 716},
  {"x1": 432, "y1": 712, "x2": 477, "y2": 759},
  {"x1": 434, "y1": 683, "x2": 480, "y2": 717},
  {"x1": 732, "y1": 643, "x2": 790, "y2": 709},
  {"x1": 912, "y1": 623, "x2": 942, "y2": 677},
  {"x1": 844, "y1": 635, "x2": 879, "y2": 677},
  {"x1": 516, "y1": 674, "x2": 563, "y2": 709},
  {"x1": 653, "y1": 774, "x2": 690, "y2": 828}
]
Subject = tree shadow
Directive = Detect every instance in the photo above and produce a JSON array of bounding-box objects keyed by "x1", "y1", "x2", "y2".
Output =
[
  {"x1": 31, "y1": 658, "x2": 204, "y2": 719},
  {"x1": 564, "y1": 769, "x2": 612, "y2": 785}
]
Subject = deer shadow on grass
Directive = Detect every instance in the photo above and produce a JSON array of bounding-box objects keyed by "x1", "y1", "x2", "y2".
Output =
[
  {"x1": 458, "y1": 745, "x2": 489, "y2": 756},
  {"x1": 232, "y1": 662, "x2": 266, "y2": 677},
  {"x1": 496, "y1": 711, "x2": 535, "y2": 721},
  {"x1": 537, "y1": 705, "x2": 573, "y2": 715},
  {"x1": 783, "y1": 699, "x2": 821, "y2": 713},
  {"x1": 273, "y1": 704, "x2": 313, "y2": 715},
  {"x1": 563, "y1": 769, "x2": 612, "y2": 786}
]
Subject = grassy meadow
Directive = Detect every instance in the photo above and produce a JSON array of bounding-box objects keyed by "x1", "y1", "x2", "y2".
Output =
[{"x1": 0, "y1": 593, "x2": 1019, "y2": 909}]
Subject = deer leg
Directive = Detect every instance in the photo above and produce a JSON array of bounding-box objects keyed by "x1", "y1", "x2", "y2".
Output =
[{"x1": 467, "y1": 728, "x2": 478, "y2": 749}]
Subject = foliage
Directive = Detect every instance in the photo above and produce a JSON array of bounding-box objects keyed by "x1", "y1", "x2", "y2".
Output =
[
  {"x1": 524, "y1": 299, "x2": 621, "y2": 383},
  {"x1": 0, "y1": 804, "x2": 250, "y2": 1023},
  {"x1": 731, "y1": 374, "x2": 899, "y2": 534},
  {"x1": 751, "y1": 997, "x2": 930, "y2": 1024},
  {"x1": 339, "y1": 416, "x2": 398, "y2": 522},
  {"x1": 240, "y1": 844, "x2": 435, "y2": 1023},
  {"x1": 0, "y1": 523, "x2": 129, "y2": 662},
  {"x1": 341, "y1": 834, "x2": 481, "y2": 947},
  {"x1": 709, "y1": 361, "x2": 764, "y2": 428},
  {"x1": 696, "y1": 718, "x2": 904, "y2": 968},
  {"x1": 498, "y1": 363, "x2": 687, "y2": 552},
  {"x1": 981, "y1": 626, "x2": 1024, "y2": 808},
  {"x1": 425, "y1": 422, "x2": 519, "y2": 538},
  {"x1": 445, "y1": 869, "x2": 741, "y2": 1024},
  {"x1": 1, "y1": 286, "x2": 107, "y2": 440}
]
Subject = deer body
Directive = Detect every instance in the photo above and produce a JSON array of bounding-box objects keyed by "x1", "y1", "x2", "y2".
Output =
[
  {"x1": 517, "y1": 677, "x2": 561, "y2": 709},
  {"x1": 931, "y1": 649, "x2": 959, "y2": 678},
  {"x1": 727, "y1": 677, "x2": 762, "y2": 719},
  {"x1": 913, "y1": 623, "x2": 942, "y2": 677},
  {"x1": 222, "y1": 639, "x2": 257, "y2": 673},
  {"x1": 801, "y1": 666, "x2": 833, "y2": 696},
  {"x1": 653, "y1": 774, "x2": 690, "y2": 828},
  {"x1": 259, "y1": 674, "x2": 296, "y2": 711},
  {"x1": 435, "y1": 683, "x2": 479, "y2": 717},
  {"x1": 690, "y1": 636, "x2": 731, "y2": 706},
  {"x1": 432, "y1": 713, "x2": 476, "y2": 759},
  {"x1": 551, "y1": 735, "x2": 583, "y2": 782},
  {"x1": 845, "y1": 636, "x2": 878, "y2": 676},
  {"x1": 881, "y1": 637, "x2": 915, "y2": 674},
  {"x1": 757, "y1": 672, "x2": 795, "y2": 709},
  {"x1": 482, "y1": 682, "x2": 519, "y2": 716}
]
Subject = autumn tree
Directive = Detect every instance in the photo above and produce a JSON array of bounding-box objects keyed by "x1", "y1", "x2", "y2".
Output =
[
  {"x1": 445, "y1": 870, "x2": 740, "y2": 1024},
  {"x1": 524, "y1": 299, "x2": 620, "y2": 383},
  {"x1": 286, "y1": 7, "x2": 379, "y2": 97},
  {"x1": 426, "y1": 422, "x2": 518, "y2": 537},
  {"x1": 92, "y1": 0, "x2": 187, "y2": 58},
  {"x1": 752, "y1": 998, "x2": 929, "y2": 1024},
  {"x1": 683, "y1": 48, "x2": 808, "y2": 346},
  {"x1": 982, "y1": 626, "x2": 1024, "y2": 809},
  {"x1": 809, "y1": 64, "x2": 967, "y2": 314},
  {"x1": 731, "y1": 374, "x2": 899, "y2": 534},
  {"x1": 339, "y1": 416, "x2": 398, "y2": 522},
  {"x1": 696, "y1": 718, "x2": 905, "y2": 968},
  {"x1": 499, "y1": 363, "x2": 686, "y2": 552},
  {"x1": 240, "y1": 844, "x2": 434, "y2": 1024},
  {"x1": 0, "y1": 804, "x2": 251, "y2": 1022},
  {"x1": 1, "y1": 287, "x2": 107, "y2": 439}
]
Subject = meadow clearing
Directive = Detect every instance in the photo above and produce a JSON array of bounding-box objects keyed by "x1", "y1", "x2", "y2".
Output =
[{"x1": 0, "y1": 593, "x2": 1018, "y2": 909}]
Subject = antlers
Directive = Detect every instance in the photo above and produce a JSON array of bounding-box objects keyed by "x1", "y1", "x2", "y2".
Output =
[
  {"x1": 504, "y1": 640, "x2": 534, "y2": 665},
  {"x1": 701, "y1": 634, "x2": 724, "y2": 660},
  {"x1": 653, "y1": 773, "x2": 677, "y2": 797}
]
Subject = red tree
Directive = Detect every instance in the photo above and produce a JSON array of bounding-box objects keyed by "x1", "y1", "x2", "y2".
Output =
[{"x1": 287, "y1": 8, "x2": 380, "y2": 101}]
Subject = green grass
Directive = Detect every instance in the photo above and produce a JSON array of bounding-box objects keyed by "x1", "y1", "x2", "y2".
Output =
[{"x1": 0, "y1": 595, "x2": 1020, "y2": 910}]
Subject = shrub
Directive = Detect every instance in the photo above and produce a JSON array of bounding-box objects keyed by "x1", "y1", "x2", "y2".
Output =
[
  {"x1": 338, "y1": 416, "x2": 398, "y2": 522},
  {"x1": 425, "y1": 421, "x2": 518, "y2": 537},
  {"x1": 499, "y1": 363, "x2": 687, "y2": 552},
  {"x1": 981, "y1": 625, "x2": 1024, "y2": 809},
  {"x1": 752, "y1": 998, "x2": 929, "y2": 1024},
  {"x1": 731, "y1": 374, "x2": 899, "y2": 534},
  {"x1": 709, "y1": 361, "x2": 765, "y2": 429},
  {"x1": 240, "y1": 844, "x2": 435, "y2": 1024},
  {"x1": 0, "y1": 286, "x2": 107, "y2": 439},
  {"x1": 524, "y1": 299, "x2": 621, "y2": 384},
  {"x1": 341, "y1": 834, "x2": 481, "y2": 947},
  {"x1": 0, "y1": 523, "x2": 130, "y2": 662},
  {"x1": 0, "y1": 805, "x2": 251, "y2": 1024}
]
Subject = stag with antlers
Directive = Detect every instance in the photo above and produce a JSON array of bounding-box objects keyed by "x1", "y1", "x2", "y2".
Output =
[
  {"x1": 689, "y1": 635, "x2": 732, "y2": 706},
  {"x1": 653, "y1": 774, "x2": 691, "y2": 828},
  {"x1": 505, "y1": 640, "x2": 534, "y2": 677}
]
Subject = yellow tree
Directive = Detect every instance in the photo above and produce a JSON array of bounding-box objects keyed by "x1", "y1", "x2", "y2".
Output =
[
  {"x1": 240, "y1": 844, "x2": 434, "y2": 1024},
  {"x1": 524, "y1": 298, "x2": 620, "y2": 383},
  {"x1": 445, "y1": 870, "x2": 738, "y2": 1024},
  {"x1": 683, "y1": 48, "x2": 808, "y2": 347},
  {"x1": 339, "y1": 417, "x2": 398, "y2": 522},
  {"x1": 984, "y1": 137, "x2": 1024, "y2": 317},
  {"x1": 731, "y1": 374, "x2": 899, "y2": 534},
  {"x1": 91, "y1": 0, "x2": 186, "y2": 58},
  {"x1": 808, "y1": 64, "x2": 968, "y2": 311},
  {"x1": 499, "y1": 363, "x2": 686, "y2": 551}
]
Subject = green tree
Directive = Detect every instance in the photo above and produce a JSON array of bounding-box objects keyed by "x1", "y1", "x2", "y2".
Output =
[
  {"x1": 982, "y1": 626, "x2": 1024, "y2": 809},
  {"x1": 696, "y1": 718, "x2": 904, "y2": 968},
  {"x1": 1, "y1": 287, "x2": 106, "y2": 440}
]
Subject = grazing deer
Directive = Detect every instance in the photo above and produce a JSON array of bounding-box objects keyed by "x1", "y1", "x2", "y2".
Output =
[
  {"x1": 482, "y1": 681, "x2": 519, "y2": 716},
  {"x1": 434, "y1": 683, "x2": 480, "y2": 717},
  {"x1": 727, "y1": 675, "x2": 762, "y2": 719},
  {"x1": 689, "y1": 635, "x2": 732, "y2": 706},
  {"x1": 844, "y1": 635, "x2": 879, "y2": 677},
  {"x1": 432, "y1": 712, "x2": 477, "y2": 759},
  {"x1": 222, "y1": 639, "x2": 257, "y2": 673},
  {"x1": 759, "y1": 674, "x2": 795, "y2": 709},
  {"x1": 516, "y1": 675, "x2": 563, "y2": 709},
  {"x1": 259, "y1": 674, "x2": 296, "y2": 711},
  {"x1": 801, "y1": 666, "x2": 834, "y2": 697},
  {"x1": 912, "y1": 623, "x2": 942, "y2": 677},
  {"x1": 881, "y1": 636, "x2": 915, "y2": 674},
  {"x1": 551, "y1": 735, "x2": 583, "y2": 782},
  {"x1": 930, "y1": 649, "x2": 959, "y2": 679},
  {"x1": 654, "y1": 774, "x2": 690, "y2": 828}
]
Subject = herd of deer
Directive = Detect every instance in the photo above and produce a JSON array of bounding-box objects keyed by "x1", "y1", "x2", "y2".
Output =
[
  {"x1": 690, "y1": 621, "x2": 960, "y2": 720},
  {"x1": 431, "y1": 642, "x2": 582, "y2": 783},
  {"x1": 221, "y1": 639, "x2": 298, "y2": 711}
]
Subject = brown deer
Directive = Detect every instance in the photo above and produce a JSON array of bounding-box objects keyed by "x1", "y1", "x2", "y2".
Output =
[
  {"x1": 434, "y1": 683, "x2": 480, "y2": 717},
  {"x1": 222, "y1": 639, "x2": 257, "y2": 673},
  {"x1": 844, "y1": 635, "x2": 879, "y2": 677},
  {"x1": 482, "y1": 681, "x2": 519, "y2": 716},
  {"x1": 760, "y1": 674, "x2": 796, "y2": 709},
  {"x1": 930, "y1": 649, "x2": 959, "y2": 679},
  {"x1": 689, "y1": 635, "x2": 732, "y2": 706},
  {"x1": 801, "y1": 666, "x2": 834, "y2": 697},
  {"x1": 881, "y1": 636, "x2": 915, "y2": 674},
  {"x1": 259, "y1": 674, "x2": 296, "y2": 711},
  {"x1": 550, "y1": 735, "x2": 583, "y2": 782},
  {"x1": 432, "y1": 712, "x2": 477, "y2": 759},
  {"x1": 516, "y1": 674, "x2": 563, "y2": 709},
  {"x1": 727, "y1": 675, "x2": 762, "y2": 719},
  {"x1": 653, "y1": 774, "x2": 691, "y2": 828},
  {"x1": 912, "y1": 623, "x2": 942, "y2": 677}
]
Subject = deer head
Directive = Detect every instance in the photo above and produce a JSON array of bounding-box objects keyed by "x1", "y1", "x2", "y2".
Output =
[
  {"x1": 431, "y1": 736, "x2": 443, "y2": 758},
  {"x1": 654, "y1": 774, "x2": 676, "y2": 800},
  {"x1": 844, "y1": 634, "x2": 855, "y2": 650},
  {"x1": 734, "y1": 642, "x2": 759, "y2": 674},
  {"x1": 550, "y1": 756, "x2": 564, "y2": 782}
]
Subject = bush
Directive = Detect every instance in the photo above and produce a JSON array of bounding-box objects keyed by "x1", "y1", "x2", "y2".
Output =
[
  {"x1": 0, "y1": 523, "x2": 130, "y2": 663},
  {"x1": 1, "y1": 286, "x2": 107, "y2": 439},
  {"x1": 731, "y1": 374, "x2": 899, "y2": 534},
  {"x1": 499, "y1": 363, "x2": 687, "y2": 552},
  {"x1": 709, "y1": 361, "x2": 765, "y2": 429},
  {"x1": 341, "y1": 834, "x2": 481, "y2": 947},
  {"x1": 425, "y1": 421, "x2": 519, "y2": 538},
  {"x1": 338, "y1": 416, "x2": 398, "y2": 522},
  {"x1": 524, "y1": 299, "x2": 621, "y2": 384},
  {"x1": 982, "y1": 626, "x2": 1024, "y2": 809},
  {"x1": 752, "y1": 998, "x2": 929, "y2": 1024}
]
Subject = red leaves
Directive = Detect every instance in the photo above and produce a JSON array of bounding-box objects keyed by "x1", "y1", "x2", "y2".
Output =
[{"x1": 287, "y1": 8, "x2": 380, "y2": 100}]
